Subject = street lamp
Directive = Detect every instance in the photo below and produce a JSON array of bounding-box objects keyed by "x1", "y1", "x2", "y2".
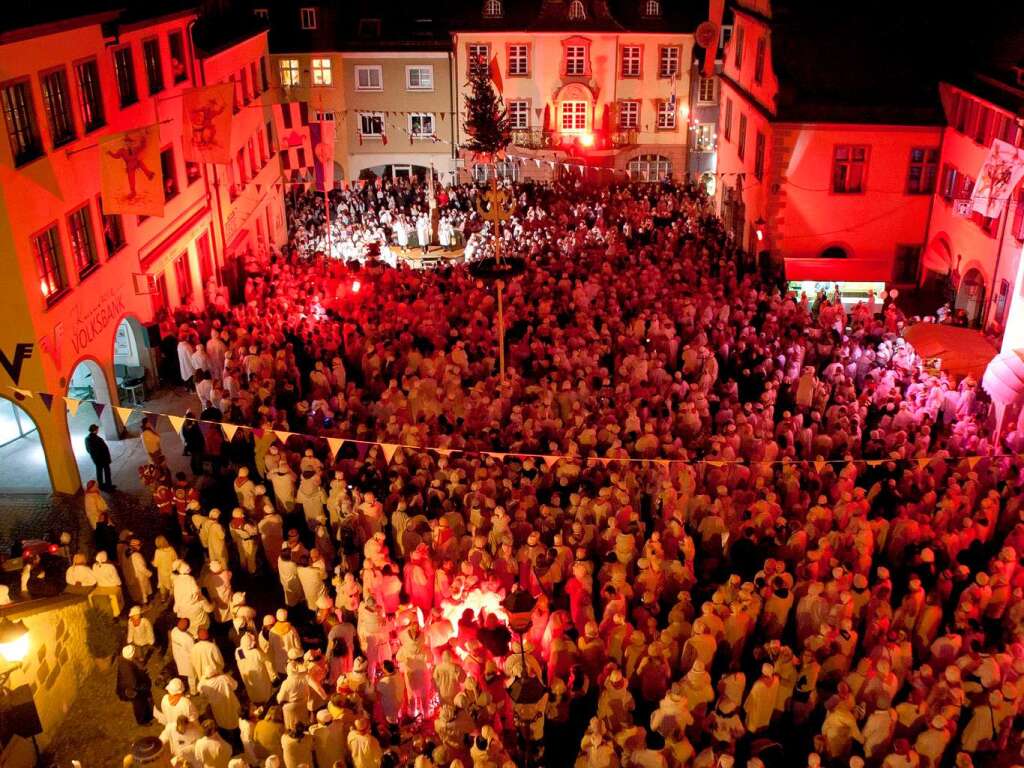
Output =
[{"x1": 0, "y1": 619, "x2": 29, "y2": 665}]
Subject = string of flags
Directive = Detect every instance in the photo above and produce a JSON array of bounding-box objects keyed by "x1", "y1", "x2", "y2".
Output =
[{"x1": 6, "y1": 385, "x2": 1013, "y2": 473}]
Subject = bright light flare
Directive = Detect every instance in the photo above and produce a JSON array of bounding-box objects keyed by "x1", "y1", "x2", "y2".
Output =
[
  {"x1": 351, "y1": 280, "x2": 361, "y2": 293},
  {"x1": 579, "y1": 133, "x2": 595, "y2": 148}
]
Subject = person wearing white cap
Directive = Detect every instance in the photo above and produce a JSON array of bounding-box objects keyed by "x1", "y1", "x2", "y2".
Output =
[
  {"x1": 198, "y1": 668, "x2": 242, "y2": 731},
  {"x1": 234, "y1": 467, "x2": 257, "y2": 513},
  {"x1": 115, "y1": 645, "x2": 153, "y2": 726},
  {"x1": 194, "y1": 718, "x2": 232, "y2": 768},
  {"x1": 743, "y1": 663, "x2": 780, "y2": 734},
  {"x1": 127, "y1": 604, "x2": 155, "y2": 659},
  {"x1": 156, "y1": 677, "x2": 198, "y2": 727},
  {"x1": 276, "y1": 660, "x2": 311, "y2": 731},
  {"x1": 204, "y1": 509, "x2": 229, "y2": 566},
  {"x1": 190, "y1": 627, "x2": 225, "y2": 681},
  {"x1": 201, "y1": 559, "x2": 234, "y2": 623},
  {"x1": 91, "y1": 550, "x2": 124, "y2": 616},
  {"x1": 235, "y1": 633, "x2": 275, "y2": 704},
  {"x1": 347, "y1": 716, "x2": 382, "y2": 768},
  {"x1": 259, "y1": 505, "x2": 285, "y2": 571},
  {"x1": 229, "y1": 508, "x2": 259, "y2": 575},
  {"x1": 914, "y1": 714, "x2": 952, "y2": 768},
  {"x1": 309, "y1": 708, "x2": 346, "y2": 768},
  {"x1": 268, "y1": 459, "x2": 297, "y2": 515},
  {"x1": 267, "y1": 608, "x2": 303, "y2": 676}
]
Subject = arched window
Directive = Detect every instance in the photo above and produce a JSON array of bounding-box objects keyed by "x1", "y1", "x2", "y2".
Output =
[
  {"x1": 483, "y1": 0, "x2": 503, "y2": 18},
  {"x1": 643, "y1": 0, "x2": 661, "y2": 17},
  {"x1": 627, "y1": 153, "x2": 672, "y2": 182},
  {"x1": 568, "y1": 0, "x2": 586, "y2": 21}
]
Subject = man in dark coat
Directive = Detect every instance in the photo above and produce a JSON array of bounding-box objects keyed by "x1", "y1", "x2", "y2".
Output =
[
  {"x1": 85, "y1": 424, "x2": 114, "y2": 491},
  {"x1": 116, "y1": 645, "x2": 153, "y2": 725}
]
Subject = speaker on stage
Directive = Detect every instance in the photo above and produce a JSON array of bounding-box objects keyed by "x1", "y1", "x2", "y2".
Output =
[{"x1": 145, "y1": 324, "x2": 161, "y2": 348}]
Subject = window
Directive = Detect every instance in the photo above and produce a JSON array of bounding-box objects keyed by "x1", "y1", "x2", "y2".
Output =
[
  {"x1": 142, "y1": 38, "x2": 164, "y2": 96},
  {"x1": 754, "y1": 131, "x2": 765, "y2": 180},
  {"x1": 185, "y1": 160, "x2": 201, "y2": 185},
  {"x1": 723, "y1": 97, "x2": 732, "y2": 142},
  {"x1": 565, "y1": 46, "x2": 587, "y2": 77},
  {"x1": 409, "y1": 113, "x2": 435, "y2": 138},
  {"x1": 697, "y1": 76, "x2": 715, "y2": 103},
  {"x1": 468, "y1": 44, "x2": 490, "y2": 76},
  {"x1": 311, "y1": 58, "x2": 332, "y2": 86},
  {"x1": 74, "y1": 59, "x2": 105, "y2": 133},
  {"x1": 260, "y1": 58, "x2": 269, "y2": 92},
  {"x1": 694, "y1": 123, "x2": 714, "y2": 151},
  {"x1": 1, "y1": 80, "x2": 42, "y2": 166},
  {"x1": 67, "y1": 204, "x2": 97, "y2": 278},
  {"x1": 507, "y1": 46, "x2": 528, "y2": 77},
  {"x1": 509, "y1": 100, "x2": 529, "y2": 130},
  {"x1": 355, "y1": 65, "x2": 382, "y2": 91},
  {"x1": 621, "y1": 46, "x2": 641, "y2": 78},
  {"x1": 40, "y1": 69, "x2": 76, "y2": 148},
  {"x1": 737, "y1": 113, "x2": 747, "y2": 159},
  {"x1": 568, "y1": 0, "x2": 586, "y2": 20},
  {"x1": 161, "y1": 147, "x2": 178, "y2": 201},
  {"x1": 483, "y1": 0, "x2": 503, "y2": 17},
  {"x1": 628, "y1": 153, "x2": 671, "y2": 182},
  {"x1": 300, "y1": 7, "x2": 318, "y2": 30},
  {"x1": 973, "y1": 106, "x2": 991, "y2": 145},
  {"x1": 98, "y1": 196, "x2": 125, "y2": 256},
  {"x1": 238, "y1": 67, "x2": 250, "y2": 103},
  {"x1": 658, "y1": 46, "x2": 680, "y2": 78},
  {"x1": 168, "y1": 31, "x2": 189, "y2": 84},
  {"x1": 754, "y1": 38, "x2": 766, "y2": 84},
  {"x1": 230, "y1": 75, "x2": 240, "y2": 115},
  {"x1": 893, "y1": 245, "x2": 921, "y2": 284},
  {"x1": 734, "y1": 25, "x2": 744, "y2": 68},
  {"x1": 280, "y1": 59, "x2": 300, "y2": 87},
  {"x1": 473, "y1": 160, "x2": 519, "y2": 182},
  {"x1": 174, "y1": 254, "x2": 193, "y2": 305},
  {"x1": 560, "y1": 101, "x2": 587, "y2": 132},
  {"x1": 619, "y1": 100, "x2": 640, "y2": 129},
  {"x1": 406, "y1": 65, "x2": 434, "y2": 90},
  {"x1": 33, "y1": 224, "x2": 65, "y2": 302},
  {"x1": 250, "y1": 61, "x2": 261, "y2": 97},
  {"x1": 266, "y1": 120, "x2": 275, "y2": 155},
  {"x1": 113, "y1": 46, "x2": 138, "y2": 107},
  {"x1": 832, "y1": 145, "x2": 868, "y2": 193},
  {"x1": 656, "y1": 101, "x2": 676, "y2": 129},
  {"x1": 940, "y1": 163, "x2": 959, "y2": 201},
  {"x1": 643, "y1": 0, "x2": 661, "y2": 17},
  {"x1": 359, "y1": 112, "x2": 384, "y2": 137},
  {"x1": 906, "y1": 147, "x2": 938, "y2": 194},
  {"x1": 253, "y1": 7, "x2": 269, "y2": 19}
]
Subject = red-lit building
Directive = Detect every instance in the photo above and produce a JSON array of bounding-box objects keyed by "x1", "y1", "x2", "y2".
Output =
[{"x1": 0, "y1": 3, "x2": 285, "y2": 493}]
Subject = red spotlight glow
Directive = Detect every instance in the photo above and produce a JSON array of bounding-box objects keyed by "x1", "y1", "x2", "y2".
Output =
[
  {"x1": 579, "y1": 133, "x2": 595, "y2": 148},
  {"x1": 756, "y1": 229, "x2": 765, "y2": 242},
  {"x1": 351, "y1": 280, "x2": 361, "y2": 293}
]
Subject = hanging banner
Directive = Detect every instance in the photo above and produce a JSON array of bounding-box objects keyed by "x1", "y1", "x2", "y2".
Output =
[
  {"x1": 182, "y1": 83, "x2": 233, "y2": 164},
  {"x1": 100, "y1": 124, "x2": 164, "y2": 216},
  {"x1": 310, "y1": 119, "x2": 336, "y2": 193},
  {"x1": 971, "y1": 138, "x2": 1024, "y2": 219}
]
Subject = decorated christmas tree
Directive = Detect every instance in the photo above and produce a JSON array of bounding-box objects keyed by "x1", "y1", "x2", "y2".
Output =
[{"x1": 462, "y1": 57, "x2": 511, "y2": 157}]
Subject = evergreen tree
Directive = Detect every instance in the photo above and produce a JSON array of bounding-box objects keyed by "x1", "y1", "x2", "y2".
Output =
[{"x1": 461, "y1": 57, "x2": 511, "y2": 157}]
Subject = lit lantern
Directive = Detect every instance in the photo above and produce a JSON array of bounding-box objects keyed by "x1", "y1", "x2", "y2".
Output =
[
  {"x1": 754, "y1": 217, "x2": 766, "y2": 242},
  {"x1": 578, "y1": 133, "x2": 595, "y2": 148},
  {"x1": 0, "y1": 618, "x2": 30, "y2": 664},
  {"x1": 502, "y1": 588, "x2": 537, "y2": 635},
  {"x1": 351, "y1": 279, "x2": 361, "y2": 294}
]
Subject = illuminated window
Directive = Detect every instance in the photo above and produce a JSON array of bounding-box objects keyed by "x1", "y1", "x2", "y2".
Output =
[
  {"x1": 33, "y1": 224, "x2": 66, "y2": 302},
  {"x1": 409, "y1": 112, "x2": 434, "y2": 138},
  {"x1": 618, "y1": 101, "x2": 639, "y2": 129},
  {"x1": 359, "y1": 112, "x2": 384, "y2": 137},
  {"x1": 734, "y1": 25, "x2": 744, "y2": 68},
  {"x1": 68, "y1": 204, "x2": 97, "y2": 277},
  {"x1": 697, "y1": 76, "x2": 715, "y2": 103},
  {"x1": 40, "y1": 68, "x2": 76, "y2": 148},
  {"x1": 754, "y1": 38, "x2": 766, "y2": 84},
  {"x1": 907, "y1": 147, "x2": 939, "y2": 194},
  {"x1": 658, "y1": 46, "x2": 680, "y2": 78},
  {"x1": 833, "y1": 145, "x2": 868, "y2": 193},
  {"x1": 565, "y1": 46, "x2": 587, "y2": 76},
  {"x1": 737, "y1": 113, "x2": 747, "y2": 159},
  {"x1": 508, "y1": 100, "x2": 529, "y2": 130},
  {"x1": 656, "y1": 101, "x2": 676, "y2": 129},
  {"x1": 628, "y1": 153, "x2": 671, "y2": 182},
  {"x1": 508, "y1": 46, "x2": 529, "y2": 77},
  {"x1": 355, "y1": 65, "x2": 382, "y2": 91},
  {"x1": 300, "y1": 7, "x2": 318, "y2": 30},
  {"x1": 621, "y1": 46, "x2": 641, "y2": 78},
  {"x1": 253, "y1": 8, "x2": 268, "y2": 19},
  {"x1": 483, "y1": 0, "x2": 503, "y2": 17},
  {"x1": 407, "y1": 65, "x2": 434, "y2": 90},
  {"x1": 568, "y1": 0, "x2": 586, "y2": 20},
  {"x1": 75, "y1": 59, "x2": 105, "y2": 133},
  {"x1": 279, "y1": 59, "x2": 300, "y2": 87},
  {"x1": 311, "y1": 58, "x2": 332, "y2": 86},
  {"x1": 694, "y1": 123, "x2": 714, "y2": 151},
  {"x1": 168, "y1": 31, "x2": 189, "y2": 84},
  {"x1": 560, "y1": 101, "x2": 588, "y2": 132},
  {"x1": 2, "y1": 80, "x2": 42, "y2": 166},
  {"x1": 113, "y1": 46, "x2": 138, "y2": 108},
  {"x1": 643, "y1": 0, "x2": 661, "y2": 16},
  {"x1": 468, "y1": 44, "x2": 490, "y2": 76}
]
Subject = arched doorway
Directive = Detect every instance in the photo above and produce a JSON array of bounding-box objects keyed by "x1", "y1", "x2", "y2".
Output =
[
  {"x1": 0, "y1": 396, "x2": 54, "y2": 492},
  {"x1": 820, "y1": 246, "x2": 849, "y2": 259},
  {"x1": 956, "y1": 268, "x2": 986, "y2": 327},
  {"x1": 66, "y1": 359, "x2": 118, "y2": 489},
  {"x1": 113, "y1": 316, "x2": 154, "y2": 403}
]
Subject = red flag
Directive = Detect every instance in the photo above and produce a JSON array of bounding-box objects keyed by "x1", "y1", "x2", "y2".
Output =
[
  {"x1": 489, "y1": 54, "x2": 503, "y2": 94},
  {"x1": 382, "y1": 134, "x2": 388, "y2": 146}
]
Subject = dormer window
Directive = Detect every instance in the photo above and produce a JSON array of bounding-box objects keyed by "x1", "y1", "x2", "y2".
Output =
[
  {"x1": 483, "y1": 0, "x2": 503, "y2": 17},
  {"x1": 568, "y1": 0, "x2": 586, "y2": 21},
  {"x1": 300, "y1": 7, "x2": 317, "y2": 30},
  {"x1": 643, "y1": 0, "x2": 661, "y2": 17}
]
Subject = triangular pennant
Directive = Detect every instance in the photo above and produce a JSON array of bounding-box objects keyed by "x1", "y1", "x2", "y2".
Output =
[
  {"x1": 167, "y1": 414, "x2": 186, "y2": 435},
  {"x1": 542, "y1": 455, "x2": 560, "y2": 470},
  {"x1": 966, "y1": 455, "x2": 982, "y2": 470},
  {"x1": 38, "y1": 393, "x2": 55, "y2": 411},
  {"x1": 380, "y1": 443, "x2": 398, "y2": 464},
  {"x1": 64, "y1": 397, "x2": 81, "y2": 415},
  {"x1": 92, "y1": 402, "x2": 106, "y2": 418},
  {"x1": 222, "y1": 423, "x2": 240, "y2": 442},
  {"x1": 488, "y1": 452, "x2": 507, "y2": 462},
  {"x1": 253, "y1": 427, "x2": 265, "y2": 438},
  {"x1": 706, "y1": 460, "x2": 725, "y2": 468},
  {"x1": 865, "y1": 459, "x2": 883, "y2": 468},
  {"x1": 814, "y1": 457, "x2": 826, "y2": 474},
  {"x1": 356, "y1": 442, "x2": 370, "y2": 460},
  {"x1": 327, "y1": 437, "x2": 345, "y2": 461},
  {"x1": 274, "y1": 430, "x2": 293, "y2": 445},
  {"x1": 11, "y1": 388, "x2": 32, "y2": 399},
  {"x1": 114, "y1": 406, "x2": 135, "y2": 425},
  {"x1": 916, "y1": 457, "x2": 930, "y2": 470}
]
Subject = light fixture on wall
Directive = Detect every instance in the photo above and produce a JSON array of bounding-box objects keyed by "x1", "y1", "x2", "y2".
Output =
[
  {"x1": 754, "y1": 217, "x2": 766, "y2": 242},
  {"x1": 0, "y1": 619, "x2": 29, "y2": 666}
]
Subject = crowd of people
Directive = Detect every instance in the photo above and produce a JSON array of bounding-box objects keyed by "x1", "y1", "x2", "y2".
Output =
[{"x1": 66, "y1": 175, "x2": 1024, "y2": 768}]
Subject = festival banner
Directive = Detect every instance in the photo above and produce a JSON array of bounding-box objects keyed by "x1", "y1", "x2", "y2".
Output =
[
  {"x1": 971, "y1": 138, "x2": 1024, "y2": 219},
  {"x1": 100, "y1": 125, "x2": 164, "y2": 217},
  {"x1": 65, "y1": 397, "x2": 81, "y2": 416},
  {"x1": 310, "y1": 119, "x2": 336, "y2": 193},
  {"x1": 182, "y1": 83, "x2": 233, "y2": 165}
]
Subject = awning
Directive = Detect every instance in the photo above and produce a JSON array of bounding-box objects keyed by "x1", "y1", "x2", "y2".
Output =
[
  {"x1": 982, "y1": 349, "x2": 1024, "y2": 405},
  {"x1": 903, "y1": 323, "x2": 998, "y2": 382},
  {"x1": 784, "y1": 257, "x2": 891, "y2": 283}
]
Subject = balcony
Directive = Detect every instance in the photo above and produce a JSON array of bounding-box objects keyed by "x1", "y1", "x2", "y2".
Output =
[{"x1": 510, "y1": 129, "x2": 640, "y2": 151}]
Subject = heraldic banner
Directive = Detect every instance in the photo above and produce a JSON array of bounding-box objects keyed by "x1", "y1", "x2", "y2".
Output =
[
  {"x1": 971, "y1": 138, "x2": 1024, "y2": 219},
  {"x1": 182, "y1": 83, "x2": 234, "y2": 165},
  {"x1": 310, "y1": 119, "x2": 336, "y2": 193},
  {"x1": 100, "y1": 124, "x2": 165, "y2": 217}
]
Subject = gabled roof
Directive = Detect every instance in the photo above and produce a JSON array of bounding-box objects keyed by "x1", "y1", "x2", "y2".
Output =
[
  {"x1": 0, "y1": 0, "x2": 194, "y2": 38},
  {"x1": 448, "y1": 0, "x2": 700, "y2": 33}
]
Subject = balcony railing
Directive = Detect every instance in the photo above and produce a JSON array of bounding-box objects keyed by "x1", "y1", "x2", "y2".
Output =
[{"x1": 510, "y1": 128, "x2": 640, "y2": 150}]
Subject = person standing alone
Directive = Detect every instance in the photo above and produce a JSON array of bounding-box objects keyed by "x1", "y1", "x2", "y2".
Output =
[{"x1": 85, "y1": 424, "x2": 115, "y2": 491}]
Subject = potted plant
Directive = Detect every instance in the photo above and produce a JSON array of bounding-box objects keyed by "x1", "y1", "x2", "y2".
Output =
[{"x1": 84, "y1": 603, "x2": 120, "y2": 670}]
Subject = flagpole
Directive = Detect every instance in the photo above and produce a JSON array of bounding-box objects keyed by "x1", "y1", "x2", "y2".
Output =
[{"x1": 319, "y1": 92, "x2": 333, "y2": 265}]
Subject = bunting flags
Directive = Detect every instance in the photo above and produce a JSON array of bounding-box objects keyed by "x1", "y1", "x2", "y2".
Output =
[
  {"x1": 115, "y1": 406, "x2": 135, "y2": 425},
  {"x1": 327, "y1": 437, "x2": 345, "y2": 461},
  {"x1": 274, "y1": 430, "x2": 293, "y2": 445},
  {"x1": 222, "y1": 423, "x2": 240, "y2": 441},
  {"x1": 92, "y1": 402, "x2": 106, "y2": 418},
  {"x1": 38, "y1": 393, "x2": 54, "y2": 411},
  {"x1": 167, "y1": 415, "x2": 186, "y2": 435},
  {"x1": 182, "y1": 83, "x2": 234, "y2": 164},
  {"x1": 11, "y1": 388, "x2": 32, "y2": 400},
  {"x1": 64, "y1": 397, "x2": 81, "y2": 416},
  {"x1": 99, "y1": 124, "x2": 165, "y2": 216},
  {"x1": 380, "y1": 444, "x2": 399, "y2": 464}
]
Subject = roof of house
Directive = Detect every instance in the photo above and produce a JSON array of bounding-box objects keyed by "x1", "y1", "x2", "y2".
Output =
[
  {"x1": 448, "y1": 0, "x2": 702, "y2": 33},
  {"x1": 0, "y1": 0, "x2": 195, "y2": 38}
]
